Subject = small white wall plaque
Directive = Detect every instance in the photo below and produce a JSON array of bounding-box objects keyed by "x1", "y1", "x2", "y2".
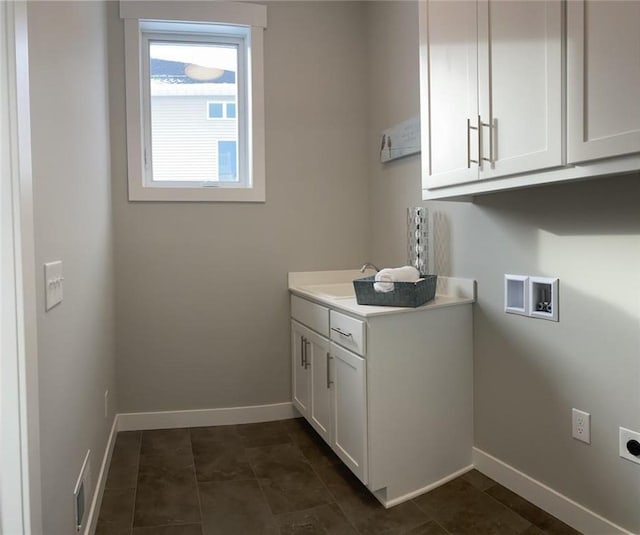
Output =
[{"x1": 380, "y1": 116, "x2": 421, "y2": 163}]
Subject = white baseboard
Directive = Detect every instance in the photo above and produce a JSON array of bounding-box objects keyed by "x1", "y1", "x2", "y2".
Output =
[
  {"x1": 381, "y1": 464, "x2": 474, "y2": 508},
  {"x1": 85, "y1": 416, "x2": 118, "y2": 535},
  {"x1": 473, "y1": 447, "x2": 633, "y2": 535},
  {"x1": 117, "y1": 401, "x2": 296, "y2": 432}
]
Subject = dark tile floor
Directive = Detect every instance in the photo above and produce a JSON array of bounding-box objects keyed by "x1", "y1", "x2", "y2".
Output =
[{"x1": 96, "y1": 418, "x2": 581, "y2": 535}]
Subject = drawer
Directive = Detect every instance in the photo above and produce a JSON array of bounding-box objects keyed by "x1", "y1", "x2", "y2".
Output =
[
  {"x1": 330, "y1": 310, "x2": 365, "y2": 355},
  {"x1": 291, "y1": 295, "x2": 329, "y2": 336}
]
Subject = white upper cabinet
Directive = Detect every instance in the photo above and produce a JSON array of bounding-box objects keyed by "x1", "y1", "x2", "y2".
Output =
[
  {"x1": 477, "y1": 0, "x2": 563, "y2": 181},
  {"x1": 420, "y1": 0, "x2": 478, "y2": 188},
  {"x1": 567, "y1": 0, "x2": 640, "y2": 163},
  {"x1": 420, "y1": 0, "x2": 563, "y2": 190}
]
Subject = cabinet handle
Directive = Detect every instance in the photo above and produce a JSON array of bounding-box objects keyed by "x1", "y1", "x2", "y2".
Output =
[
  {"x1": 305, "y1": 340, "x2": 311, "y2": 369},
  {"x1": 481, "y1": 118, "x2": 494, "y2": 164},
  {"x1": 331, "y1": 327, "x2": 353, "y2": 338},
  {"x1": 466, "y1": 118, "x2": 472, "y2": 168},
  {"x1": 326, "y1": 352, "x2": 333, "y2": 389},
  {"x1": 467, "y1": 117, "x2": 480, "y2": 167},
  {"x1": 301, "y1": 336, "x2": 306, "y2": 367},
  {"x1": 477, "y1": 115, "x2": 483, "y2": 169}
]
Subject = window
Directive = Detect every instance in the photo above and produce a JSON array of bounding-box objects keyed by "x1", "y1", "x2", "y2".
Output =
[
  {"x1": 121, "y1": 2, "x2": 267, "y2": 202},
  {"x1": 206, "y1": 101, "x2": 236, "y2": 119},
  {"x1": 207, "y1": 102, "x2": 224, "y2": 119}
]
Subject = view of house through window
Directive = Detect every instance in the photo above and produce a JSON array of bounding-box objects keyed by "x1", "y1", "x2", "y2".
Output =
[{"x1": 149, "y1": 41, "x2": 239, "y2": 182}]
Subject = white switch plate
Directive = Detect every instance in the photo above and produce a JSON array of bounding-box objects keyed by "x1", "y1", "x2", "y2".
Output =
[
  {"x1": 572, "y1": 408, "x2": 591, "y2": 444},
  {"x1": 44, "y1": 261, "x2": 63, "y2": 311},
  {"x1": 619, "y1": 427, "x2": 640, "y2": 465}
]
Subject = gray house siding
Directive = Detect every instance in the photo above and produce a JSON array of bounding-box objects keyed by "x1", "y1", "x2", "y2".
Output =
[{"x1": 151, "y1": 95, "x2": 237, "y2": 181}]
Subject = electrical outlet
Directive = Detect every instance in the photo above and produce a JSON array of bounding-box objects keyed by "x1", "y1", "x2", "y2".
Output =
[
  {"x1": 104, "y1": 390, "x2": 109, "y2": 419},
  {"x1": 619, "y1": 427, "x2": 640, "y2": 465},
  {"x1": 572, "y1": 408, "x2": 591, "y2": 444}
]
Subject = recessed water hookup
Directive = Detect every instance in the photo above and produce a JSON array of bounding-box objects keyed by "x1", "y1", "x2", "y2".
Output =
[
  {"x1": 504, "y1": 274, "x2": 558, "y2": 321},
  {"x1": 504, "y1": 274, "x2": 528, "y2": 316},
  {"x1": 529, "y1": 276, "x2": 559, "y2": 322}
]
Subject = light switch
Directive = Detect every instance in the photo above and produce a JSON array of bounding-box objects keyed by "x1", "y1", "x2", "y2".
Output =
[{"x1": 44, "y1": 261, "x2": 63, "y2": 311}]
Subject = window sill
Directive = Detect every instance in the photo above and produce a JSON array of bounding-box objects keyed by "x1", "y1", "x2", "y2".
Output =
[{"x1": 128, "y1": 184, "x2": 265, "y2": 203}]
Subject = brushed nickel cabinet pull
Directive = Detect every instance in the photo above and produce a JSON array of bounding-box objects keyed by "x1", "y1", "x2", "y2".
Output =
[
  {"x1": 467, "y1": 118, "x2": 472, "y2": 168},
  {"x1": 467, "y1": 117, "x2": 479, "y2": 167},
  {"x1": 301, "y1": 336, "x2": 306, "y2": 367},
  {"x1": 326, "y1": 353, "x2": 334, "y2": 389},
  {"x1": 481, "y1": 118, "x2": 493, "y2": 164},
  {"x1": 477, "y1": 115, "x2": 482, "y2": 169},
  {"x1": 331, "y1": 327, "x2": 353, "y2": 338},
  {"x1": 305, "y1": 340, "x2": 311, "y2": 369}
]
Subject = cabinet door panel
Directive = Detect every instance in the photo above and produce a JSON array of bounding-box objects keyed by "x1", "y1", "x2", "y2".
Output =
[
  {"x1": 331, "y1": 343, "x2": 367, "y2": 485},
  {"x1": 308, "y1": 331, "x2": 331, "y2": 443},
  {"x1": 478, "y1": 0, "x2": 563, "y2": 180},
  {"x1": 567, "y1": 0, "x2": 640, "y2": 163},
  {"x1": 420, "y1": 0, "x2": 479, "y2": 188},
  {"x1": 291, "y1": 321, "x2": 309, "y2": 418}
]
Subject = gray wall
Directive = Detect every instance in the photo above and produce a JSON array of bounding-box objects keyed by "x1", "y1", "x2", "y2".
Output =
[
  {"x1": 366, "y1": 2, "x2": 640, "y2": 532},
  {"x1": 108, "y1": 1, "x2": 371, "y2": 412},
  {"x1": 28, "y1": 2, "x2": 116, "y2": 533}
]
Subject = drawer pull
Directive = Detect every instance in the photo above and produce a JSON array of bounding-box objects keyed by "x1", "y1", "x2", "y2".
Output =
[
  {"x1": 331, "y1": 327, "x2": 353, "y2": 338},
  {"x1": 301, "y1": 336, "x2": 306, "y2": 367}
]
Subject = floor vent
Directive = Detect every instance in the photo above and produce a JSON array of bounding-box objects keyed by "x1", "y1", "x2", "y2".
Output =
[{"x1": 73, "y1": 451, "x2": 91, "y2": 532}]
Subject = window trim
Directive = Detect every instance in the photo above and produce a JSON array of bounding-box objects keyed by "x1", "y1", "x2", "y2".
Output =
[
  {"x1": 121, "y1": 1, "x2": 266, "y2": 202},
  {"x1": 142, "y1": 30, "x2": 248, "y2": 189}
]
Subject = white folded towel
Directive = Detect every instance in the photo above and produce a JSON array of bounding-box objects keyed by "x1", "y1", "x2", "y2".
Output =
[{"x1": 373, "y1": 266, "x2": 421, "y2": 293}]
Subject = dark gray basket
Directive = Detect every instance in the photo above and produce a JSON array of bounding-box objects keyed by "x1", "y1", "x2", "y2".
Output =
[{"x1": 352, "y1": 274, "x2": 437, "y2": 307}]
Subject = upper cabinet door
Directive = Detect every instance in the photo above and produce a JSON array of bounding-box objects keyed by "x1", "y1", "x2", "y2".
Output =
[
  {"x1": 478, "y1": 0, "x2": 563, "y2": 180},
  {"x1": 567, "y1": 0, "x2": 640, "y2": 163},
  {"x1": 420, "y1": 1, "x2": 479, "y2": 188}
]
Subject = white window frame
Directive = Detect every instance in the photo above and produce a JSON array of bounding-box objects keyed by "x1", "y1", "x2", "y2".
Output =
[
  {"x1": 142, "y1": 28, "x2": 249, "y2": 188},
  {"x1": 120, "y1": 1, "x2": 266, "y2": 202}
]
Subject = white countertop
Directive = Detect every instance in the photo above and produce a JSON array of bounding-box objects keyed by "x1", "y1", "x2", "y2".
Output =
[{"x1": 288, "y1": 270, "x2": 476, "y2": 318}]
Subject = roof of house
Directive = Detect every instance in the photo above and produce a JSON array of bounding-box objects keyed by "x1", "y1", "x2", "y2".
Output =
[{"x1": 151, "y1": 58, "x2": 236, "y2": 84}]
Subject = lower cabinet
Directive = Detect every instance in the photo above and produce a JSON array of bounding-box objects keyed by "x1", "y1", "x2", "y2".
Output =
[
  {"x1": 291, "y1": 295, "x2": 473, "y2": 507},
  {"x1": 291, "y1": 319, "x2": 368, "y2": 484},
  {"x1": 308, "y1": 328, "x2": 332, "y2": 443},
  {"x1": 331, "y1": 341, "x2": 367, "y2": 484},
  {"x1": 291, "y1": 289, "x2": 473, "y2": 507}
]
